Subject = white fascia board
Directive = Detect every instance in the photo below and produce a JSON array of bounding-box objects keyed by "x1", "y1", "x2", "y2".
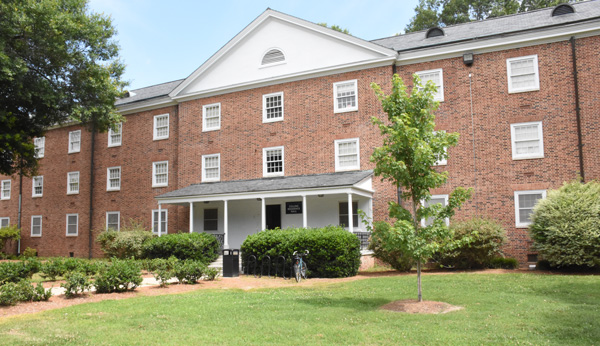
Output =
[{"x1": 117, "y1": 97, "x2": 177, "y2": 115}]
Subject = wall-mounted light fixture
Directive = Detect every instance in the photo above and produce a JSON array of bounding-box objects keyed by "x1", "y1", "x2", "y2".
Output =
[
  {"x1": 463, "y1": 52, "x2": 474, "y2": 66},
  {"x1": 318, "y1": 194, "x2": 324, "y2": 197}
]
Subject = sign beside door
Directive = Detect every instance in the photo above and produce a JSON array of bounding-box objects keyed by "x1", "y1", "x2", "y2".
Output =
[{"x1": 286, "y1": 201, "x2": 302, "y2": 214}]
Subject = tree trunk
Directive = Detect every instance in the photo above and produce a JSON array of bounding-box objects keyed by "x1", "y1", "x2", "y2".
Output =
[
  {"x1": 417, "y1": 260, "x2": 422, "y2": 302},
  {"x1": 411, "y1": 197, "x2": 422, "y2": 302}
]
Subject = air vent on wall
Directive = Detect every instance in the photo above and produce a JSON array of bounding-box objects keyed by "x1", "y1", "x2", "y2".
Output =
[
  {"x1": 261, "y1": 49, "x2": 285, "y2": 65},
  {"x1": 552, "y1": 4, "x2": 575, "y2": 16},
  {"x1": 426, "y1": 27, "x2": 444, "y2": 38}
]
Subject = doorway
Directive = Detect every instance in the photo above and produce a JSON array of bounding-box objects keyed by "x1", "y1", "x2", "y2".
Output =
[{"x1": 266, "y1": 204, "x2": 281, "y2": 230}]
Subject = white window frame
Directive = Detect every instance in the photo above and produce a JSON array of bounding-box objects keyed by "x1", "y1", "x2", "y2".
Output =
[
  {"x1": 67, "y1": 171, "x2": 80, "y2": 195},
  {"x1": 152, "y1": 209, "x2": 168, "y2": 235},
  {"x1": 34, "y1": 137, "x2": 45, "y2": 158},
  {"x1": 202, "y1": 154, "x2": 220, "y2": 182},
  {"x1": 32, "y1": 176, "x2": 43, "y2": 197},
  {"x1": 202, "y1": 103, "x2": 221, "y2": 132},
  {"x1": 514, "y1": 190, "x2": 546, "y2": 228},
  {"x1": 31, "y1": 215, "x2": 42, "y2": 237},
  {"x1": 334, "y1": 138, "x2": 360, "y2": 172},
  {"x1": 152, "y1": 161, "x2": 169, "y2": 188},
  {"x1": 153, "y1": 114, "x2": 170, "y2": 140},
  {"x1": 263, "y1": 146, "x2": 285, "y2": 177},
  {"x1": 68, "y1": 130, "x2": 81, "y2": 154},
  {"x1": 416, "y1": 68, "x2": 444, "y2": 102},
  {"x1": 0, "y1": 217, "x2": 9, "y2": 228},
  {"x1": 66, "y1": 213, "x2": 78, "y2": 236},
  {"x1": 108, "y1": 123, "x2": 122, "y2": 147},
  {"x1": 107, "y1": 167, "x2": 121, "y2": 191},
  {"x1": 1, "y1": 180, "x2": 10, "y2": 200},
  {"x1": 333, "y1": 80, "x2": 358, "y2": 113},
  {"x1": 106, "y1": 211, "x2": 120, "y2": 231},
  {"x1": 262, "y1": 92, "x2": 284, "y2": 123},
  {"x1": 511, "y1": 121, "x2": 544, "y2": 160},
  {"x1": 507, "y1": 55, "x2": 540, "y2": 94},
  {"x1": 421, "y1": 194, "x2": 450, "y2": 227}
]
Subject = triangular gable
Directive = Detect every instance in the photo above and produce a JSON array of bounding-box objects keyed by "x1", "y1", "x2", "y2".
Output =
[{"x1": 170, "y1": 9, "x2": 397, "y2": 100}]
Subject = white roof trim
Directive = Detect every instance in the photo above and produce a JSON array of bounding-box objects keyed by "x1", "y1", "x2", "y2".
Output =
[{"x1": 117, "y1": 96, "x2": 177, "y2": 115}]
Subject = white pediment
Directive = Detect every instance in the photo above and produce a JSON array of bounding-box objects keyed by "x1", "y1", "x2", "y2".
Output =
[{"x1": 171, "y1": 10, "x2": 397, "y2": 99}]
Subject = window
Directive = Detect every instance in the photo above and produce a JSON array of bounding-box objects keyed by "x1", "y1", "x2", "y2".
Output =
[
  {"x1": 515, "y1": 190, "x2": 546, "y2": 227},
  {"x1": 507, "y1": 55, "x2": 540, "y2": 93},
  {"x1": 511, "y1": 122, "x2": 544, "y2": 160},
  {"x1": 31, "y1": 215, "x2": 42, "y2": 237},
  {"x1": 421, "y1": 195, "x2": 449, "y2": 227},
  {"x1": 0, "y1": 217, "x2": 9, "y2": 228},
  {"x1": 152, "y1": 161, "x2": 168, "y2": 187},
  {"x1": 153, "y1": 114, "x2": 169, "y2": 140},
  {"x1": 333, "y1": 80, "x2": 358, "y2": 113},
  {"x1": 34, "y1": 137, "x2": 45, "y2": 158},
  {"x1": 261, "y1": 49, "x2": 285, "y2": 65},
  {"x1": 1, "y1": 180, "x2": 10, "y2": 200},
  {"x1": 263, "y1": 147, "x2": 284, "y2": 177},
  {"x1": 202, "y1": 154, "x2": 220, "y2": 182},
  {"x1": 106, "y1": 211, "x2": 120, "y2": 231},
  {"x1": 202, "y1": 103, "x2": 221, "y2": 131},
  {"x1": 416, "y1": 69, "x2": 444, "y2": 102},
  {"x1": 69, "y1": 130, "x2": 81, "y2": 153},
  {"x1": 204, "y1": 208, "x2": 218, "y2": 231},
  {"x1": 32, "y1": 176, "x2": 43, "y2": 197},
  {"x1": 263, "y1": 92, "x2": 284, "y2": 122},
  {"x1": 108, "y1": 123, "x2": 122, "y2": 147},
  {"x1": 107, "y1": 167, "x2": 121, "y2": 191},
  {"x1": 66, "y1": 214, "x2": 78, "y2": 236},
  {"x1": 152, "y1": 209, "x2": 168, "y2": 235},
  {"x1": 339, "y1": 202, "x2": 358, "y2": 228},
  {"x1": 67, "y1": 172, "x2": 80, "y2": 194},
  {"x1": 335, "y1": 138, "x2": 360, "y2": 171}
]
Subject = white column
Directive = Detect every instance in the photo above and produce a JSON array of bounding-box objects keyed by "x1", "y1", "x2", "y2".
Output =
[
  {"x1": 224, "y1": 200, "x2": 229, "y2": 249},
  {"x1": 369, "y1": 197, "x2": 374, "y2": 230},
  {"x1": 347, "y1": 193, "x2": 353, "y2": 233},
  {"x1": 302, "y1": 195, "x2": 307, "y2": 228},
  {"x1": 158, "y1": 203, "x2": 162, "y2": 237},
  {"x1": 261, "y1": 198, "x2": 266, "y2": 231},
  {"x1": 189, "y1": 202, "x2": 194, "y2": 233}
]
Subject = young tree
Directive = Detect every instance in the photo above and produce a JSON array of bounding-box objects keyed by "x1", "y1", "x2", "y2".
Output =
[{"x1": 370, "y1": 74, "x2": 472, "y2": 302}]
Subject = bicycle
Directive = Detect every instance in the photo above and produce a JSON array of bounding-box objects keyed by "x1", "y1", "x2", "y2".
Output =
[{"x1": 292, "y1": 250, "x2": 309, "y2": 283}]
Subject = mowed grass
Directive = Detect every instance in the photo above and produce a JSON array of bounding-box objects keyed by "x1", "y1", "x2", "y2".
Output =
[{"x1": 0, "y1": 273, "x2": 599, "y2": 345}]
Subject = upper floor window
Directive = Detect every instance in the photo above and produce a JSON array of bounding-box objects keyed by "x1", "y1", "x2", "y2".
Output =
[
  {"x1": 67, "y1": 172, "x2": 80, "y2": 195},
  {"x1": 202, "y1": 154, "x2": 220, "y2": 182},
  {"x1": 335, "y1": 138, "x2": 360, "y2": 171},
  {"x1": 507, "y1": 55, "x2": 540, "y2": 93},
  {"x1": 32, "y1": 176, "x2": 43, "y2": 197},
  {"x1": 416, "y1": 69, "x2": 444, "y2": 102},
  {"x1": 0, "y1": 217, "x2": 9, "y2": 228},
  {"x1": 1, "y1": 180, "x2": 10, "y2": 200},
  {"x1": 263, "y1": 92, "x2": 284, "y2": 123},
  {"x1": 421, "y1": 194, "x2": 449, "y2": 227},
  {"x1": 31, "y1": 215, "x2": 42, "y2": 237},
  {"x1": 152, "y1": 209, "x2": 168, "y2": 235},
  {"x1": 203, "y1": 103, "x2": 221, "y2": 132},
  {"x1": 106, "y1": 211, "x2": 120, "y2": 231},
  {"x1": 511, "y1": 122, "x2": 544, "y2": 160},
  {"x1": 204, "y1": 208, "x2": 218, "y2": 231},
  {"x1": 515, "y1": 190, "x2": 546, "y2": 227},
  {"x1": 34, "y1": 137, "x2": 45, "y2": 158},
  {"x1": 263, "y1": 147, "x2": 284, "y2": 177},
  {"x1": 153, "y1": 114, "x2": 169, "y2": 140},
  {"x1": 152, "y1": 161, "x2": 168, "y2": 187},
  {"x1": 66, "y1": 214, "x2": 78, "y2": 236},
  {"x1": 107, "y1": 167, "x2": 121, "y2": 191},
  {"x1": 261, "y1": 49, "x2": 285, "y2": 66},
  {"x1": 333, "y1": 80, "x2": 358, "y2": 113},
  {"x1": 69, "y1": 130, "x2": 81, "y2": 153},
  {"x1": 108, "y1": 123, "x2": 122, "y2": 147}
]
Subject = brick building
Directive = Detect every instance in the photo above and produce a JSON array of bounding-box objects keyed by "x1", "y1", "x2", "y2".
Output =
[{"x1": 1, "y1": 2, "x2": 599, "y2": 264}]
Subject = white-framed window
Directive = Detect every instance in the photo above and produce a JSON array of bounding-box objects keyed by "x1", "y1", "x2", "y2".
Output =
[
  {"x1": 69, "y1": 130, "x2": 81, "y2": 153},
  {"x1": 108, "y1": 123, "x2": 122, "y2": 147},
  {"x1": 67, "y1": 172, "x2": 80, "y2": 195},
  {"x1": 515, "y1": 190, "x2": 546, "y2": 228},
  {"x1": 263, "y1": 92, "x2": 284, "y2": 123},
  {"x1": 107, "y1": 167, "x2": 121, "y2": 191},
  {"x1": 335, "y1": 138, "x2": 360, "y2": 171},
  {"x1": 31, "y1": 215, "x2": 42, "y2": 237},
  {"x1": 333, "y1": 80, "x2": 358, "y2": 113},
  {"x1": 1, "y1": 180, "x2": 10, "y2": 200},
  {"x1": 152, "y1": 161, "x2": 168, "y2": 187},
  {"x1": 32, "y1": 176, "x2": 43, "y2": 197},
  {"x1": 66, "y1": 213, "x2": 78, "y2": 236},
  {"x1": 153, "y1": 114, "x2": 169, "y2": 140},
  {"x1": 204, "y1": 208, "x2": 218, "y2": 231},
  {"x1": 261, "y1": 48, "x2": 286, "y2": 66},
  {"x1": 511, "y1": 121, "x2": 544, "y2": 160},
  {"x1": 202, "y1": 103, "x2": 221, "y2": 132},
  {"x1": 416, "y1": 68, "x2": 444, "y2": 102},
  {"x1": 263, "y1": 146, "x2": 284, "y2": 177},
  {"x1": 421, "y1": 194, "x2": 449, "y2": 227},
  {"x1": 34, "y1": 137, "x2": 45, "y2": 158},
  {"x1": 339, "y1": 201, "x2": 358, "y2": 228},
  {"x1": 152, "y1": 209, "x2": 168, "y2": 235},
  {"x1": 0, "y1": 217, "x2": 9, "y2": 228},
  {"x1": 106, "y1": 211, "x2": 120, "y2": 231},
  {"x1": 202, "y1": 154, "x2": 220, "y2": 182},
  {"x1": 507, "y1": 55, "x2": 540, "y2": 93}
]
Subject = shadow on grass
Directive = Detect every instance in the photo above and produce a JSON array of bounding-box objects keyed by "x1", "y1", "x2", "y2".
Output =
[{"x1": 295, "y1": 296, "x2": 391, "y2": 311}]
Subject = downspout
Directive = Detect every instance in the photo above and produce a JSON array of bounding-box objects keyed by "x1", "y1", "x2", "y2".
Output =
[
  {"x1": 17, "y1": 170, "x2": 22, "y2": 255},
  {"x1": 88, "y1": 123, "x2": 96, "y2": 259},
  {"x1": 569, "y1": 36, "x2": 585, "y2": 182}
]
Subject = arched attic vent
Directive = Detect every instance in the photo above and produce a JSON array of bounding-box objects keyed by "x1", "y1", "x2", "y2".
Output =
[
  {"x1": 552, "y1": 4, "x2": 575, "y2": 16},
  {"x1": 426, "y1": 27, "x2": 445, "y2": 38},
  {"x1": 261, "y1": 49, "x2": 285, "y2": 65}
]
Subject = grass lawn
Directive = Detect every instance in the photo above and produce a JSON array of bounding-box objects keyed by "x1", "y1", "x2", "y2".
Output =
[{"x1": 0, "y1": 273, "x2": 599, "y2": 345}]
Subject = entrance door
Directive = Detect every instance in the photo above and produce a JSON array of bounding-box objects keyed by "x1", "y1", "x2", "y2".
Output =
[{"x1": 266, "y1": 204, "x2": 281, "y2": 230}]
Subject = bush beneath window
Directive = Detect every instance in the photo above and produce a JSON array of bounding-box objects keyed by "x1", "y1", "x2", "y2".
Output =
[
  {"x1": 96, "y1": 219, "x2": 155, "y2": 259},
  {"x1": 530, "y1": 181, "x2": 600, "y2": 269},
  {"x1": 22, "y1": 247, "x2": 37, "y2": 258},
  {"x1": 488, "y1": 257, "x2": 519, "y2": 269},
  {"x1": 0, "y1": 224, "x2": 20, "y2": 256},
  {"x1": 0, "y1": 258, "x2": 41, "y2": 285},
  {"x1": 142, "y1": 232, "x2": 220, "y2": 263},
  {"x1": 241, "y1": 226, "x2": 361, "y2": 278},
  {"x1": 94, "y1": 259, "x2": 142, "y2": 293},
  {"x1": 368, "y1": 221, "x2": 414, "y2": 272}
]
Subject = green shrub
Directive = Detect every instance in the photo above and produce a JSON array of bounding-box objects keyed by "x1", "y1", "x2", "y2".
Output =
[
  {"x1": 97, "y1": 220, "x2": 155, "y2": 259},
  {"x1": 0, "y1": 224, "x2": 20, "y2": 253},
  {"x1": 241, "y1": 226, "x2": 361, "y2": 278},
  {"x1": 77, "y1": 260, "x2": 101, "y2": 276},
  {"x1": 94, "y1": 259, "x2": 142, "y2": 293},
  {"x1": 530, "y1": 180, "x2": 600, "y2": 268},
  {"x1": 173, "y1": 260, "x2": 206, "y2": 284},
  {"x1": 436, "y1": 217, "x2": 506, "y2": 269},
  {"x1": 0, "y1": 280, "x2": 51, "y2": 306},
  {"x1": 61, "y1": 272, "x2": 92, "y2": 298},
  {"x1": 40, "y1": 258, "x2": 67, "y2": 280},
  {"x1": 0, "y1": 282, "x2": 20, "y2": 305},
  {"x1": 368, "y1": 221, "x2": 414, "y2": 272},
  {"x1": 204, "y1": 267, "x2": 219, "y2": 281},
  {"x1": 489, "y1": 257, "x2": 519, "y2": 269},
  {"x1": 142, "y1": 232, "x2": 220, "y2": 263},
  {"x1": 22, "y1": 247, "x2": 37, "y2": 258},
  {"x1": 0, "y1": 259, "x2": 41, "y2": 284}
]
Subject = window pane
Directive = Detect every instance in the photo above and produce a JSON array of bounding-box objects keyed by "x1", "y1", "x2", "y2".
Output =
[
  {"x1": 205, "y1": 105, "x2": 220, "y2": 128},
  {"x1": 519, "y1": 193, "x2": 542, "y2": 209},
  {"x1": 265, "y1": 95, "x2": 282, "y2": 120},
  {"x1": 155, "y1": 116, "x2": 169, "y2": 137},
  {"x1": 266, "y1": 149, "x2": 283, "y2": 173},
  {"x1": 519, "y1": 208, "x2": 534, "y2": 223},
  {"x1": 510, "y1": 59, "x2": 534, "y2": 76},
  {"x1": 511, "y1": 73, "x2": 536, "y2": 89},
  {"x1": 336, "y1": 82, "x2": 356, "y2": 109}
]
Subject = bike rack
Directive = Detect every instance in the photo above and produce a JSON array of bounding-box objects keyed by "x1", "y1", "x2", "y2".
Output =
[
  {"x1": 245, "y1": 255, "x2": 257, "y2": 277},
  {"x1": 260, "y1": 255, "x2": 271, "y2": 278},
  {"x1": 274, "y1": 255, "x2": 287, "y2": 279}
]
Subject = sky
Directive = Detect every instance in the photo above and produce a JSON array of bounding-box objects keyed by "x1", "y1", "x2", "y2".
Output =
[{"x1": 87, "y1": 0, "x2": 420, "y2": 90}]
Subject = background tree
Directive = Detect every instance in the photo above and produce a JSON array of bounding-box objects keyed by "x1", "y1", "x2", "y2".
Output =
[
  {"x1": 0, "y1": 0, "x2": 126, "y2": 176},
  {"x1": 317, "y1": 23, "x2": 351, "y2": 35},
  {"x1": 370, "y1": 74, "x2": 472, "y2": 302}
]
